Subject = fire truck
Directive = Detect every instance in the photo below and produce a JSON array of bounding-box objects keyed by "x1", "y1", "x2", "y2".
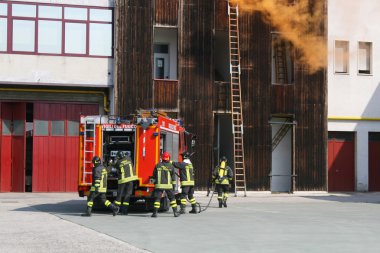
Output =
[{"x1": 78, "y1": 111, "x2": 195, "y2": 210}]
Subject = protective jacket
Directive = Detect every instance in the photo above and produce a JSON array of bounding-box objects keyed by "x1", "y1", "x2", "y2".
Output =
[
  {"x1": 90, "y1": 164, "x2": 108, "y2": 193},
  {"x1": 172, "y1": 159, "x2": 195, "y2": 186},
  {"x1": 213, "y1": 162, "x2": 233, "y2": 185},
  {"x1": 152, "y1": 161, "x2": 177, "y2": 189},
  {"x1": 115, "y1": 156, "x2": 138, "y2": 184}
]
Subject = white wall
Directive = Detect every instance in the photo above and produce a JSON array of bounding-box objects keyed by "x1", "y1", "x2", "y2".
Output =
[
  {"x1": 328, "y1": 0, "x2": 380, "y2": 191},
  {"x1": 0, "y1": 54, "x2": 113, "y2": 87}
]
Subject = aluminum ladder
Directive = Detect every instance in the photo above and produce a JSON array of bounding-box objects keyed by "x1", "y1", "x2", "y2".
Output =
[
  {"x1": 82, "y1": 119, "x2": 96, "y2": 184},
  {"x1": 228, "y1": 1, "x2": 247, "y2": 197}
]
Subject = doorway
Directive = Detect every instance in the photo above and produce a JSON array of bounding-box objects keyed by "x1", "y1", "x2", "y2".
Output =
[
  {"x1": 213, "y1": 114, "x2": 233, "y2": 171},
  {"x1": 25, "y1": 103, "x2": 33, "y2": 192},
  {"x1": 0, "y1": 102, "x2": 26, "y2": 192},
  {"x1": 328, "y1": 132, "x2": 355, "y2": 191},
  {"x1": 271, "y1": 117, "x2": 293, "y2": 193}
]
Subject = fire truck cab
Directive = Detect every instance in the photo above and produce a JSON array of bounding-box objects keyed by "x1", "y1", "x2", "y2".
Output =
[{"x1": 78, "y1": 111, "x2": 195, "y2": 210}]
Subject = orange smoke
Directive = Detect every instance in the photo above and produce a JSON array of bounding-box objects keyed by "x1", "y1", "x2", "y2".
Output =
[{"x1": 231, "y1": 0, "x2": 326, "y2": 73}]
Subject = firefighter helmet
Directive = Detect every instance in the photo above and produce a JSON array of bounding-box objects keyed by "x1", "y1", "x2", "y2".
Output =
[
  {"x1": 162, "y1": 152, "x2": 171, "y2": 162},
  {"x1": 220, "y1": 156, "x2": 227, "y2": 162},
  {"x1": 182, "y1": 152, "x2": 190, "y2": 159},
  {"x1": 116, "y1": 151, "x2": 125, "y2": 159},
  {"x1": 92, "y1": 156, "x2": 101, "y2": 166}
]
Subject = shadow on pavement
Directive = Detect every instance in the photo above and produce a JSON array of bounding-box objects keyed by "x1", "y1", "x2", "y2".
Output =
[
  {"x1": 11, "y1": 199, "x2": 153, "y2": 216},
  {"x1": 302, "y1": 192, "x2": 380, "y2": 204}
]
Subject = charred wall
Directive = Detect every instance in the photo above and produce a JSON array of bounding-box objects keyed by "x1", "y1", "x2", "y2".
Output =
[
  {"x1": 178, "y1": 0, "x2": 214, "y2": 188},
  {"x1": 115, "y1": 0, "x2": 153, "y2": 115},
  {"x1": 154, "y1": 0, "x2": 178, "y2": 26},
  {"x1": 239, "y1": 12, "x2": 272, "y2": 190}
]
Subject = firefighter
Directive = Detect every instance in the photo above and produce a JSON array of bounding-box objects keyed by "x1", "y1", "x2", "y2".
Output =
[
  {"x1": 172, "y1": 152, "x2": 197, "y2": 214},
  {"x1": 151, "y1": 151, "x2": 180, "y2": 218},
  {"x1": 212, "y1": 156, "x2": 233, "y2": 208},
  {"x1": 82, "y1": 156, "x2": 120, "y2": 216},
  {"x1": 113, "y1": 151, "x2": 138, "y2": 215}
]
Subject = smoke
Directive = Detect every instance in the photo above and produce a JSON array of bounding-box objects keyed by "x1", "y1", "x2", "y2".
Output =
[{"x1": 230, "y1": 0, "x2": 326, "y2": 73}]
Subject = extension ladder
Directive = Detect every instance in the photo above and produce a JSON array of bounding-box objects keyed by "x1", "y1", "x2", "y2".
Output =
[{"x1": 228, "y1": 1, "x2": 247, "y2": 197}]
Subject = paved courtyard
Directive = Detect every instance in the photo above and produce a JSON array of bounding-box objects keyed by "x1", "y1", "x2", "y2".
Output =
[{"x1": 0, "y1": 192, "x2": 379, "y2": 253}]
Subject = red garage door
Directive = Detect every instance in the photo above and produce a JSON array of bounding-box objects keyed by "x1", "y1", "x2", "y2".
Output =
[
  {"x1": 33, "y1": 103, "x2": 98, "y2": 192},
  {"x1": 0, "y1": 102, "x2": 26, "y2": 192},
  {"x1": 369, "y1": 132, "x2": 380, "y2": 191},
  {"x1": 328, "y1": 132, "x2": 355, "y2": 191}
]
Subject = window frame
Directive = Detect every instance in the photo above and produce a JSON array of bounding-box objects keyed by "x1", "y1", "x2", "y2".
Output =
[
  {"x1": 357, "y1": 41, "x2": 372, "y2": 75},
  {"x1": 0, "y1": 1, "x2": 113, "y2": 58},
  {"x1": 334, "y1": 40, "x2": 349, "y2": 75}
]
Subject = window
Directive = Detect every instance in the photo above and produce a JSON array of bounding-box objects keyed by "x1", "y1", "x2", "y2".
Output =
[
  {"x1": 358, "y1": 42, "x2": 372, "y2": 75},
  {"x1": 13, "y1": 20, "x2": 35, "y2": 52},
  {"x1": 0, "y1": 3, "x2": 7, "y2": 52},
  {"x1": 12, "y1": 4, "x2": 36, "y2": 17},
  {"x1": 0, "y1": 3, "x2": 7, "y2": 16},
  {"x1": 65, "y1": 23, "x2": 86, "y2": 54},
  {"x1": 38, "y1": 20, "x2": 62, "y2": 54},
  {"x1": 334, "y1": 40, "x2": 349, "y2": 74},
  {"x1": 0, "y1": 18, "x2": 6, "y2": 51},
  {"x1": 64, "y1": 7, "x2": 87, "y2": 20},
  {"x1": 39, "y1": 5, "x2": 62, "y2": 19},
  {"x1": 90, "y1": 9, "x2": 112, "y2": 22},
  {"x1": 271, "y1": 34, "x2": 294, "y2": 84},
  {"x1": 89, "y1": 23, "x2": 112, "y2": 56},
  {"x1": 0, "y1": 2, "x2": 113, "y2": 57}
]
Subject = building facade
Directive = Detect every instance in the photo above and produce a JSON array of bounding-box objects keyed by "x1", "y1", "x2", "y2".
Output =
[
  {"x1": 328, "y1": 0, "x2": 380, "y2": 191},
  {"x1": 0, "y1": 0, "x2": 113, "y2": 192},
  {"x1": 115, "y1": 0, "x2": 327, "y2": 191},
  {"x1": 1, "y1": 0, "x2": 330, "y2": 193}
]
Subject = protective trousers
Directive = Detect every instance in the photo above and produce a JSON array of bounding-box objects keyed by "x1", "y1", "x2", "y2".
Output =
[
  {"x1": 216, "y1": 184, "x2": 229, "y2": 208},
  {"x1": 114, "y1": 182, "x2": 133, "y2": 215},
  {"x1": 84, "y1": 191, "x2": 119, "y2": 216},
  {"x1": 180, "y1": 186, "x2": 197, "y2": 214},
  {"x1": 151, "y1": 189, "x2": 179, "y2": 217}
]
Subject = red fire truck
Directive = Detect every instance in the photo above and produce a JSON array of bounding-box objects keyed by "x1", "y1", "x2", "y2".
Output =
[{"x1": 78, "y1": 111, "x2": 195, "y2": 210}]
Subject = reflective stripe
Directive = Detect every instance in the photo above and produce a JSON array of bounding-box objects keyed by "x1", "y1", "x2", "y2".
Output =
[
  {"x1": 115, "y1": 201, "x2": 121, "y2": 205},
  {"x1": 181, "y1": 181, "x2": 194, "y2": 186},
  {"x1": 118, "y1": 175, "x2": 138, "y2": 184},
  {"x1": 217, "y1": 196, "x2": 223, "y2": 200},
  {"x1": 105, "y1": 200, "x2": 111, "y2": 207},
  {"x1": 180, "y1": 199, "x2": 187, "y2": 204},
  {"x1": 123, "y1": 202, "x2": 129, "y2": 206},
  {"x1": 154, "y1": 202, "x2": 161, "y2": 208},
  {"x1": 170, "y1": 200, "x2": 177, "y2": 208},
  {"x1": 155, "y1": 183, "x2": 172, "y2": 189},
  {"x1": 223, "y1": 193, "x2": 229, "y2": 199},
  {"x1": 87, "y1": 201, "x2": 93, "y2": 207},
  {"x1": 189, "y1": 198, "x2": 196, "y2": 204}
]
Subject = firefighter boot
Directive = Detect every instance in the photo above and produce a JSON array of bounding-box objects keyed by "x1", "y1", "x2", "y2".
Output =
[
  {"x1": 121, "y1": 205, "x2": 129, "y2": 215},
  {"x1": 81, "y1": 206, "x2": 92, "y2": 217},
  {"x1": 173, "y1": 206, "x2": 181, "y2": 217},
  {"x1": 189, "y1": 204, "x2": 197, "y2": 214},
  {"x1": 151, "y1": 208, "x2": 158, "y2": 218},
  {"x1": 223, "y1": 199, "x2": 227, "y2": 208},
  {"x1": 180, "y1": 204, "x2": 186, "y2": 214},
  {"x1": 110, "y1": 204, "x2": 120, "y2": 216},
  {"x1": 218, "y1": 199, "x2": 223, "y2": 208}
]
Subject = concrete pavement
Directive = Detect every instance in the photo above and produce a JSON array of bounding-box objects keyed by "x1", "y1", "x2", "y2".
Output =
[{"x1": 1, "y1": 192, "x2": 380, "y2": 253}]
